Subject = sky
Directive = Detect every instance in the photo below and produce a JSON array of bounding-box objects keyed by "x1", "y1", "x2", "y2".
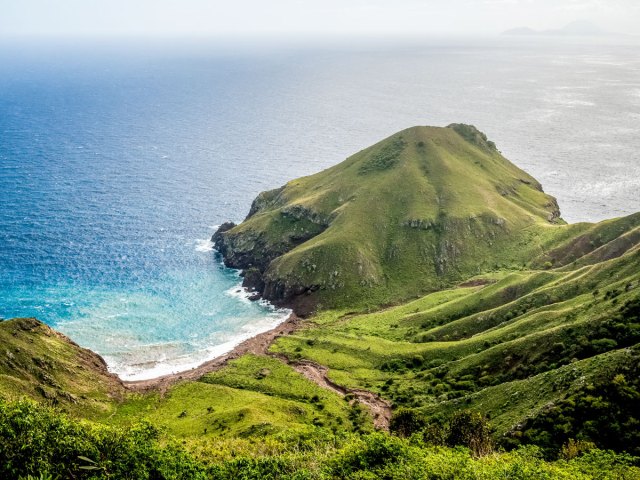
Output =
[{"x1": 1, "y1": 0, "x2": 639, "y2": 38}]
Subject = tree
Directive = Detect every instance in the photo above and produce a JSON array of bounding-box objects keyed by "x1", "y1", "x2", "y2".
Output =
[{"x1": 446, "y1": 410, "x2": 494, "y2": 457}]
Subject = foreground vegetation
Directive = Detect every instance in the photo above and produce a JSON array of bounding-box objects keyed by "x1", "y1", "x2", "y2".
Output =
[{"x1": 2, "y1": 399, "x2": 639, "y2": 480}]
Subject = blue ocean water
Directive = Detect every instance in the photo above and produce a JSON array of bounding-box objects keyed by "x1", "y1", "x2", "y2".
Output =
[{"x1": 1, "y1": 37, "x2": 639, "y2": 379}]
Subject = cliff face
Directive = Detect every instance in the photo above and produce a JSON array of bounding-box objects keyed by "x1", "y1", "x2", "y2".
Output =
[
  {"x1": 0, "y1": 317, "x2": 125, "y2": 415},
  {"x1": 213, "y1": 125, "x2": 567, "y2": 315}
]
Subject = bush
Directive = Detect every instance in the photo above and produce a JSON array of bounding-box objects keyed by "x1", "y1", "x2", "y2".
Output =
[
  {"x1": 507, "y1": 363, "x2": 640, "y2": 457},
  {"x1": 0, "y1": 400, "x2": 206, "y2": 479},
  {"x1": 389, "y1": 408, "x2": 427, "y2": 437},
  {"x1": 328, "y1": 433, "x2": 410, "y2": 477},
  {"x1": 446, "y1": 410, "x2": 494, "y2": 457}
]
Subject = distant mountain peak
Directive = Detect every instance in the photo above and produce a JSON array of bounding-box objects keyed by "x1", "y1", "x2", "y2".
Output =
[{"x1": 503, "y1": 21, "x2": 606, "y2": 37}]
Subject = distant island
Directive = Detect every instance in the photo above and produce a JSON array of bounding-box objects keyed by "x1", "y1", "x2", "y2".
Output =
[{"x1": 503, "y1": 20, "x2": 608, "y2": 37}]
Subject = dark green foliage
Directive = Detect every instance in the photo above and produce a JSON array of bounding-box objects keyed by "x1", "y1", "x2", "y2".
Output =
[
  {"x1": 446, "y1": 410, "x2": 494, "y2": 457},
  {"x1": 0, "y1": 400, "x2": 206, "y2": 479},
  {"x1": 389, "y1": 407, "x2": 427, "y2": 437},
  {"x1": 507, "y1": 362, "x2": 640, "y2": 457},
  {"x1": 448, "y1": 123, "x2": 498, "y2": 151},
  {"x1": 391, "y1": 408, "x2": 493, "y2": 457},
  {"x1": 358, "y1": 136, "x2": 407, "y2": 174},
  {"x1": 347, "y1": 402, "x2": 369, "y2": 433}
]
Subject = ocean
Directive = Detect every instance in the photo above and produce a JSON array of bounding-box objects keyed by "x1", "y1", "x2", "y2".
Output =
[{"x1": 1, "y1": 36, "x2": 639, "y2": 379}]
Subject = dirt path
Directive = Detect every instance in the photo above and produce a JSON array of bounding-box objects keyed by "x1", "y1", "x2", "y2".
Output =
[
  {"x1": 291, "y1": 360, "x2": 392, "y2": 430},
  {"x1": 124, "y1": 313, "x2": 392, "y2": 429}
]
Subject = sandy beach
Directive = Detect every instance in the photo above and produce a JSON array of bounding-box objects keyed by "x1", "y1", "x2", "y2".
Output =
[{"x1": 124, "y1": 313, "x2": 303, "y2": 394}]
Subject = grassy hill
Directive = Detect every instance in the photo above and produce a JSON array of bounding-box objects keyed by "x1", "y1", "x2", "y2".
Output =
[
  {"x1": 213, "y1": 124, "x2": 565, "y2": 314},
  {"x1": 270, "y1": 216, "x2": 640, "y2": 455},
  {"x1": 2, "y1": 125, "x2": 640, "y2": 478},
  {"x1": 0, "y1": 317, "x2": 125, "y2": 417}
]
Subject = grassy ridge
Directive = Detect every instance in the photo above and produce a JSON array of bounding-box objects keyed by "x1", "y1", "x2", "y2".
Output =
[
  {"x1": 271, "y1": 231, "x2": 640, "y2": 453},
  {"x1": 214, "y1": 125, "x2": 567, "y2": 313}
]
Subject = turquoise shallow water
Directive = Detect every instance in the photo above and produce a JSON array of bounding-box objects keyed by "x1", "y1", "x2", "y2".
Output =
[
  {"x1": 1, "y1": 38, "x2": 639, "y2": 379},
  {"x1": 0, "y1": 234, "x2": 290, "y2": 380}
]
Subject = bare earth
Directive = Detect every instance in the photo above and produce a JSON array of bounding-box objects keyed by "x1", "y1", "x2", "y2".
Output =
[
  {"x1": 292, "y1": 360, "x2": 392, "y2": 430},
  {"x1": 124, "y1": 313, "x2": 392, "y2": 429}
]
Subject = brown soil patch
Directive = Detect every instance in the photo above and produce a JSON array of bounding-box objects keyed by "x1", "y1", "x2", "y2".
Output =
[{"x1": 291, "y1": 360, "x2": 392, "y2": 430}]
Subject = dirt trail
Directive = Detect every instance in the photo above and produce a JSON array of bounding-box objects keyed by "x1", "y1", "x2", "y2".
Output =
[
  {"x1": 292, "y1": 360, "x2": 392, "y2": 430},
  {"x1": 124, "y1": 313, "x2": 392, "y2": 429}
]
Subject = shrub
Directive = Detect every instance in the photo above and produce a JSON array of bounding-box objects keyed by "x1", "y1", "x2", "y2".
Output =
[
  {"x1": 328, "y1": 433, "x2": 410, "y2": 477},
  {"x1": 446, "y1": 410, "x2": 494, "y2": 457},
  {"x1": 0, "y1": 400, "x2": 206, "y2": 479},
  {"x1": 389, "y1": 408, "x2": 427, "y2": 437}
]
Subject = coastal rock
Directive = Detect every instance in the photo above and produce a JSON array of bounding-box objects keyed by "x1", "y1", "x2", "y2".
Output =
[
  {"x1": 246, "y1": 186, "x2": 285, "y2": 219},
  {"x1": 247, "y1": 292, "x2": 262, "y2": 301},
  {"x1": 242, "y1": 267, "x2": 266, "y2": 293},
  {"x1": 211, "y1": 221, "x2": 236, "y2": 246}
]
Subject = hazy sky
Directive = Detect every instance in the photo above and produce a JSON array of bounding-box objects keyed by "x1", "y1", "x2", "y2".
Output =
[{"x1": 2, "y1": 0, "x2": 639, "y2": 38}]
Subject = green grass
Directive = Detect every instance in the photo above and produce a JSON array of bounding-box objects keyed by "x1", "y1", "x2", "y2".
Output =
[
  {"x1": 271, "y1": 234, "x2": 640, "y2": 450},
  {"x1": 107, "y1": 355, "x2": 370, "y2": 439},
  {"x1": 215, "y1": 124, "x2": 575, "y2": 312}
]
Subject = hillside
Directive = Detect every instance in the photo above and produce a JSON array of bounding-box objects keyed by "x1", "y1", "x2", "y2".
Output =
[
  {"x1": 0, "y1": 317, "x2": 125, "y2": 417},
  {"x1": 214, "y1": 124, "x2": 564, "y2": 315},
  {"x1": 271, "y1": 211, "x2": 640, "y2": 455},
  {"x1": 2, "y1": 125, "x2": 640, "y2": 478}
]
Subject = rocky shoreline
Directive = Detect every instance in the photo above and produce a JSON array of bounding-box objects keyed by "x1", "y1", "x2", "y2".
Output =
[{"x1": 212, "y1": 222, "x2": 320, "y2": 316}]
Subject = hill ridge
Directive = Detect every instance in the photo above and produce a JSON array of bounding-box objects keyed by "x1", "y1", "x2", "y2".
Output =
[{"x1": 213, "y1": 124, "x2": 563, "y2": 315}]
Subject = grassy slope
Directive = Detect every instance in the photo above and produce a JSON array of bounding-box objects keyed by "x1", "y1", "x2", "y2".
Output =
[
  {"x1": 0, "y1": 317, "x2": 125, "y2": 418},
  {"x1": 271, "y1": 226, "x2": 640, "y2": 438},
  {"x1": 0, "y1": 319, "x2": 369, "y2": 439},
  {"x1": 110, "y1": 355, "x2": 370, "y2": 440},
  {"x1": 217, "y1": 124, "x2": 567, "y2": 311}
]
